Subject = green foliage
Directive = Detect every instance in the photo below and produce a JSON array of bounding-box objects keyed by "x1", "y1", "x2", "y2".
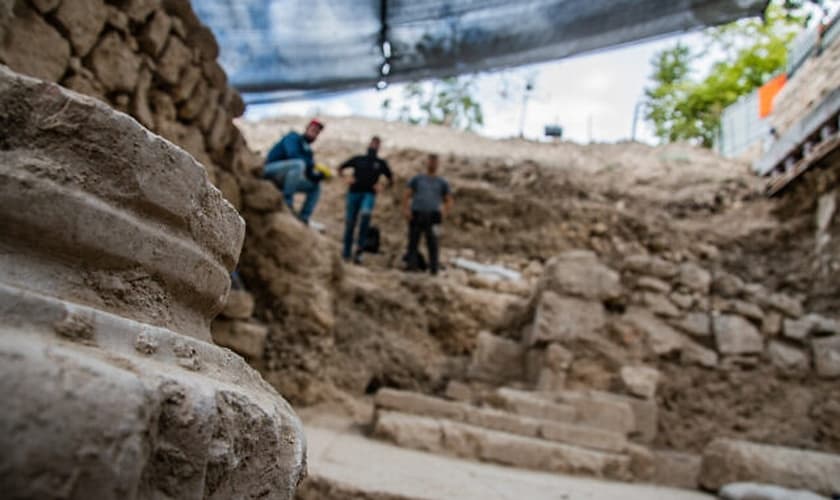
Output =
[
  {"x1": 644, "y1": 2, "x2": 806, "y2": 147},
  {"x1": 381, "y1": 76, "x2": 484, "y2": 131}
]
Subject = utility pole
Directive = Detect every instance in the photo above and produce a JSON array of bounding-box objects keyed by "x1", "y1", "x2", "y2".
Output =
[
  {"x1": 631, "y1": 99, "x2": 645, "y2": 141},
  {"x1": 518, "y1": 78, "x2": 535, "y2": 138}
]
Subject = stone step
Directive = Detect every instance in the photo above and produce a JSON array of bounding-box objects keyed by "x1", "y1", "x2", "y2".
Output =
[
  {"x1": 372, "y1": 410, "x2": 635, "y2": 481},
  {"x1": 490, "y1": 387, "x2": 578, "y2": 423},
  {"x1": 699, "y1": 438, "x2": 840, "y2": 497},
  {"x1": 547, "y1": 390, "x2": 638, "y2": 435},
  {"x1": 492, "y1": 387, "x2": 638, "y2": 436},
  {"x1": 375, "y1": 389, "x2": 628, "y2": 453}
]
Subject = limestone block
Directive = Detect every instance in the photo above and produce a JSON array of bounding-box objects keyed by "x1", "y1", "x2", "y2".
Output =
[
  {"x1": 207, "y1": 106, "x2": 233, "y2": 153},
  {"x1": 204, "y1": 59, "x2": 228, "y2": 89},
  {"x1": 784, "y1": 316, "x2": 814, "y2": 340},
  {"x1": 643, "y1": 292, "x2": 681, "y2": 318},
  {"x1": 768, "y1": 341, "x2": 809, "y2": 376},
  {"x1": 542, "y1": 250, "x2": 621, "y2": 301},
  {"x1": 678, "y1": 263, "x2": 712, "y2": 294},
  {"x1": 532, "y1": 343, "x2": 573, "y2": 391},
  {"x1": 653, "y1": 451, "x2": 700, "y2": 489},
  {"x1": 681, "y1": 340, "x2": 719, "y2": 368},
  {"x1": 173, "y1": 63, "x2": 202, "y2": 103},
  {"x1": 623, "y1": 254, "x2": 679, "y2": 279},
  {"x1": 374, "y1": 411, "x2": 633, "y2": 479},
  {"x1": 221, "y1": 289, "x2": 254, "y2": 319},
  {"x1": 719, "y1": 482, "x2": 828, "y2": 500},
  {"x1": 636, "y1": 276, "x2": 671, "y2": 294},
  {"x1": 626, "y1": 444, "x2": 656, "y2": 482},
  {"x1": 131, "y1": 66, "x2": 154, "y2": 130},
  {"x1": 468, "y1": 331, "x2": 525, "y2": 383},
  {"x1": 465, "y1": 407, "x2": 541, "y2": 439},
  {"x1": 526, "y1": 291, "x2": 606, "y2": 346},
  {"x1": 699, "y1": 439, "x2": 840, "y2": 496},
  {"x1": 809, "y1": 314, "x2": 840, "y2": 335},
  {"x1": 157, "y1": 34, "x2": 192, "y2": 85},
  {"x1": 760, "y1": 293, "x2": 803, "y2": 318},
  {"x1": 726, "y1": 300, "x2": 764, "y2": 323},
  {"x1": 89, "y1": 31, "x2": 142, "y2": 92},
  {"x1": 30, "y1": 0, "x2": 60, "y2": 13},
  {"x1": 812, "y1": 336, "x2": 840, "y2": 378},
  {"x1": 187, "y1": 24, "x2": 219, "y2": 61},
  {"x1": 540, "y1": 420, "x2": 628, "y2": 453},
  {"x1": 223, "y1": 85, "x2": 246, "y2": 117},
  {"x1": 139, "y1": 8, "x2": 172, "y2": 56},
  {"x1": 0, "y1": 66, "x2": 302, "y2": 499},
  {"x1": 178, "y1": 77, "x2": 209, "y2": 120},
  {"x1": 215, "y1": 169, "x2": 242, "y2": 211},
  {"x1": 372, "y1": 410, "x2": 447, "y2": 455},
  {"x1": 762, "y1": 311, "x2": 783, "y2": 336},
  {"x1": 625, "y1": 397, "x2": 658, "y2": 444},
  {"x1": 198, "y1": 89, "x2": 222, "y2": 132},
  {"x1": 0, "y1": 3, "x2": 70, "y2": 81},
  {"x1": 620, "y1": 366, "x2": 661, "y2": 399},
  {"x1": 54, "y1": 0, "x2": 107, "y2": 57},
  {"x1": 624, "y1": 308, "x2": 686, "y2": 356},
  {"x1": 62, "y1": 73, "x2": 107, "y2": 102},
  {"x1": 672, "y1": 312, "x2": 711, "y2": 337},
  {"x1": 150, "y1": 89, "x2": 176, "y2": 124},
  {"x1": 105, "y1": 4, "x2": 130, "y2": 33},
  {"x1": 669, "y1": 291, "x2": 695, "y2": 309},
  {"x1": 211, "y1": 320, "x2": 268, "y2": 359},
  {"x1": 494, "y1": 388, "x2": 577, "y2": 423},
  {"x1": 554, "y1": 390, "x2": 636, "y2": 435},
  {"x1": 124, "y1": 0, "x2": 161, "y2": 22},
  {"x1": 169, "y1": 14, "x2": 186, "y2": 38},
  {"x1": 375, "y1": 388, "x2": 467, "y2": 421},
  {"x1": 713, "y1": 314, "x2": 764, "y2": 355},
  {"x1": 444, "y1": 380, "x2": 474, "y2": 403},
  {"x1": 713, "y1": 271, "x2": 745, "y2": 298}
]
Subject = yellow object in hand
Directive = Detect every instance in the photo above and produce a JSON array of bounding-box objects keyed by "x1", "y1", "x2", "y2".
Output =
[{"x1": 314, "y1": 163, "x2": 333, "y2": 179}]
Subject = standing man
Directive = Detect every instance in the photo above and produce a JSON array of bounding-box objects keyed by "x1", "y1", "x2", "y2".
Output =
[
  {"x1": 403, "y1": 153, "x2": 453, "y2": 275},
  {"x1": 339, "y1": 136, "x2": 393, "y2": 263},
  {"x1": 262, "y1": 118, "x2": 328, "y2": 224}
]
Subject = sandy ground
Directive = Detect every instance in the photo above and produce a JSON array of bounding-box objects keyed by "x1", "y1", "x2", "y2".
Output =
[{"x1": 301, "y1": 414, "x2": 714, "y2": 500}]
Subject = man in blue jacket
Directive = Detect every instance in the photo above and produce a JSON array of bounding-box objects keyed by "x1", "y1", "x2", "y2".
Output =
[{"x1": 263, "y1": 119, "x2": 325, "y2": 224}]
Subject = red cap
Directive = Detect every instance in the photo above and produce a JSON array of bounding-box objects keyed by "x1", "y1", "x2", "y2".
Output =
[{"x1": 308, "y1": 118, "x2": 325, "y2": 129}]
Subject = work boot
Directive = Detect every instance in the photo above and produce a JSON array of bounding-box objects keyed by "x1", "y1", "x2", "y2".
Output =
[{"x1": 353, "y1": 249, "x2": 364, "y2": 265}]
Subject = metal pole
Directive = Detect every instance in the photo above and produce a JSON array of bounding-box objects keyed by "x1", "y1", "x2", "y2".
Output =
[
  {"x1": 518, "y1": 80, "x2": 534, "y2": 138},
  {"x1": 631, "y1": 99, "x2": 644, "y2": 141}
]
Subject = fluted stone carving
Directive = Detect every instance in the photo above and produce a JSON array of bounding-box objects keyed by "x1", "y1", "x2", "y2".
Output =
[{"x1": 0, "y1": 65, "x2": 306, "y2": 500}]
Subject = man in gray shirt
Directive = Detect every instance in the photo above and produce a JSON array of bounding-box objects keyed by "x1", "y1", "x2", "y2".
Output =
[{"x1": 402, "y1": 154, "x2": 454, "y2": 274}]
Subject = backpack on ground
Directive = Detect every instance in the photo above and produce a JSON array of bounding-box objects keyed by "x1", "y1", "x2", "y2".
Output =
[{"x1": 364, "y1": 225, "x2": 380, "y2": 253}]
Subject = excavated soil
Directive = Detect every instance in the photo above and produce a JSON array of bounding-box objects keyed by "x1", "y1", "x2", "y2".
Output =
[{"x1": 237, "y1": 116, "x2": 840, "y2": 454}]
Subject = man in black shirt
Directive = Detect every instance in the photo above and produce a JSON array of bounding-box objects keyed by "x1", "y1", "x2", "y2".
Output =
[{"x1": 338, "y1": 136, "x2": 394, "y2": 263}]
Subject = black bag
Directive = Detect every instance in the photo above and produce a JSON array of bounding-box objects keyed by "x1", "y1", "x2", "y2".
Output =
[{"x1": 364, "y1": 225, "x2": 380, "y2": 253}]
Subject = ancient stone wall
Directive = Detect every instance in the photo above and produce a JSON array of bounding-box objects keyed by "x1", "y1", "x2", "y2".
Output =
[
  {"x1": 468, "y1": 250, "x2": 840, "y2": 452},
  {"x1": 0, "y1": 0, "x2": 258, "y2": 211}
]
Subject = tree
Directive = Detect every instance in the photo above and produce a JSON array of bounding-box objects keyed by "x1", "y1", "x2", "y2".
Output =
[
  {"x1": 381, "y1": 76, "x2": 484, "y2": 131},
  {"x1": 644, "y1": 1, "x2": 810, "y2": 147}
]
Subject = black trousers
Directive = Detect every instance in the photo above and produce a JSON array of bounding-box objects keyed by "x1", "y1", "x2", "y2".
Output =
[{"x1": 406, "y1": 211, "x2": 440, "y2": 273}]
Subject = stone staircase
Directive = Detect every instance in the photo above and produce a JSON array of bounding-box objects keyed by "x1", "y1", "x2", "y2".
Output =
[{"x1": 371, "y1": 386, "x2": 668, "y2": 484}]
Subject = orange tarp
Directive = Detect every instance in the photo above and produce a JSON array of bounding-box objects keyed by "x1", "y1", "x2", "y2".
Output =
[{"x1": 758, "y1": 73, "x2": 787, "y2": 118}]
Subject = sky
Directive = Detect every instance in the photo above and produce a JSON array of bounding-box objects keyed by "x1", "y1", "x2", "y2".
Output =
[
  {"x1": 242, "y1": 0, "x2": 838, "y2": 146},
  {"x1": 245, "y1": 33, "x2": 704, "y2": 146}
]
